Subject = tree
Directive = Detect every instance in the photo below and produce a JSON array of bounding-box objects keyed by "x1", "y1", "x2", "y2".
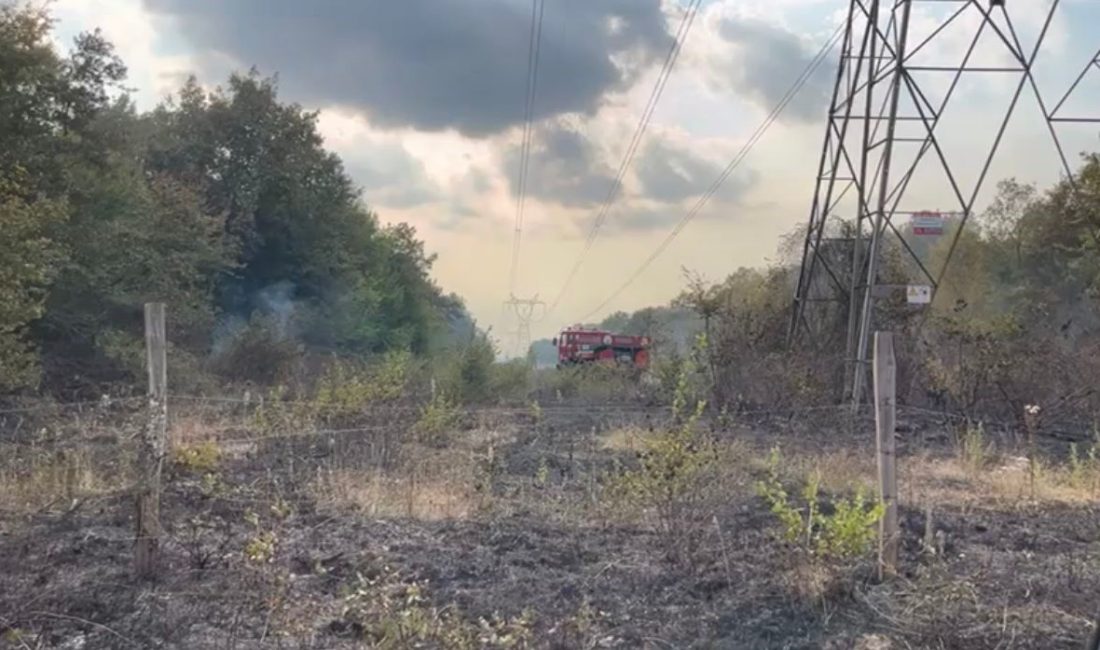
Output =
[{"x1": 0, "y1": 172, "x2": 65, "y2": 390}]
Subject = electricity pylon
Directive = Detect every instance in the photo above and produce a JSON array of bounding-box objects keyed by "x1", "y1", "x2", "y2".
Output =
[
  {"x1": 503, "y1": 294, "x2": 546, "y2": 359},
  {"x1": 789, "y1": 0, "x2": 1100, "y2": 406}
]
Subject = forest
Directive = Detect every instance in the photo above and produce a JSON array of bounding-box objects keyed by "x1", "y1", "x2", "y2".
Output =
[{"x1": 0, "y1": 5, "x2": 471, "y2": 398}]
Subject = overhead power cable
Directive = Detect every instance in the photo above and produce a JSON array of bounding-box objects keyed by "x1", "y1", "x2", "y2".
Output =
[
  {"x1": 507, "y1": 0, "x2": 547, "y2": 296},
  {"x1": 579, "y1": 22, "x2": 846, "y2": 322},
  {"x1": 547, "y1": 0, "x2": 703, "y2": 316}
]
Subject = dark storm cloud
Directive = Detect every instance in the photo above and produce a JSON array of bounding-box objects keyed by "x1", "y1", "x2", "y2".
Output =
[
  {"x1": 144, "y1": 0, "x2": 673, "y2": 137},
  {"x1": 503, "y1": 122, "x2": 617, "y2": 208},
  {"x1": 714, "y1": 17, "x2": 832, "y2": 122}
]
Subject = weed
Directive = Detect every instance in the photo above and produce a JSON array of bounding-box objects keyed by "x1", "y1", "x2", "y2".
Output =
[
  {"x1": 958, "y1": 421, "x2": 993, "y2": 471},
  {"x1": 756, "y1": 447, "x2": 883, "y2": 560},
  {"x1": 243, "y1": 509, "x2": 278, "y2": 564},
  {"x1": 252, "y1": 384, "x2": 318, "y2": 435},
  {"x1": 172, "y1": 440, "x2": 221, "y2": 473},
  {"x1": 340, "y1": 569, "x2": 533, "y2": 648},
  {"x1": 1068, "y1": 430, "x2": 1100, "y2": 494},
  {"x1": 414, "y1": 392, "x2": 461, "y2": 446},
  {"x1": 534, "y1": 457, "x2": 550, "y2": 489},
  {"x1": 244, "y1": 531, "x2": 277, "y2": 564},
  {"x1": 528, "y1": 400, "x2": 542, "y2": 426},
  {"x1": 607, "y1": 340, "x2": 715, "y2": 563},
  {"x1": 315, "y1": 351, "x2": 411, "y2": 419}
]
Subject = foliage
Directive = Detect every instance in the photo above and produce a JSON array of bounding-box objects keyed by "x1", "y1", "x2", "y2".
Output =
[
  {"x1": 1067, "y1": 428, "x2": 1100, "y2": 494},
  {"x1": 439, "y1": 331, "x2": 497, "y2": 404},
  {"x1": 537, "y1": 363, "x2": 637, "y2": 403},
  {"x1": 213, "y1": 315, "x2": 301, "y2": 385},
  {"x1": 340, "y1": 569, "x2": 533, "y2": 649},
  {"x1": 251, "y1": 384, "x2": 319, "y2": 436},
  {"x1": 489, "y1": 359, "x2": 533, "y2": 403},
  {"x1": 958, "y1": 421, "x2": 993, "y2": 471},
  {"x1": 756, "y1": 447, "x2": 884, "y2": 560},
  {"x1": 0, "y1": 172, "x2": 66, "y2": 391},
  {"x1": 315, "y1": 351, "x2": 411, "y2": 415},
  {"x1": 0, "y1": 5, "x2": 470, "y2": 395},
  {"x1": 414, "y1": 391, "x2": 461, "y2": 447},
  {"x1": 607, "y1": 346, "x2": 714, "y2": 562},
  {"x1": 172, "y1": 440, "x2": 222, "y2": 474}
]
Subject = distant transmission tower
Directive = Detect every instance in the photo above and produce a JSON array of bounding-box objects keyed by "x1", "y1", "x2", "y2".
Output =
[
  {"x1": 789, "y1": 0, "x2": 1100, "y2": 405},
  {"x1": 503, "y1": 294, "x2": 546, "y2": 359}
]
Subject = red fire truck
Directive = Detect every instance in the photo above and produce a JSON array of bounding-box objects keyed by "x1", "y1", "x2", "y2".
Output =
[{"x1": 552, "y1": 326, "x2": 650, "y2": 369}]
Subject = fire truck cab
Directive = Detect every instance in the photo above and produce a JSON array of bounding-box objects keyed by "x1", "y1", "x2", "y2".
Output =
[{"x1": 552, "y1": 326, "x2": 650, "y2": 369}]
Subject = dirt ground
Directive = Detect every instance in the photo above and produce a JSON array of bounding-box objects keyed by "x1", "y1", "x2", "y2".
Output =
[{"x1": 1, "y1": 402, "x2": 1098, "y2": 649}]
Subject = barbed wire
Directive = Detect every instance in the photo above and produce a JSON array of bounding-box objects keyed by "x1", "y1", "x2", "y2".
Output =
[{"x1": 0, "y1": 396, "x2": 144, "y2": 416}]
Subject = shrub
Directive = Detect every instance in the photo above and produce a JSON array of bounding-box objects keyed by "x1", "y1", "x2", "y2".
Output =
[
  {"x1": 251, "y1": 384, "x2": 319, "y2": 435},
  {"x1": 958, "y1": 421, "x2": 993, "y2": 471},
  {"x1": 315, "y1": 351, "x2": 411, "y2": 417},
  {"x1": 414, "y1": 392, "x2": 461, "y2": 446},
  {"x1": 607, "y1": 348, "x2": 715, "y2": 562},
  {"x1": 339, "y1": 569, "x2": 533, "y2": 648},
  {"x1": 756, "y1": 447, "x2": 884, "y2": 561},
  {"x1": 213, "y1": 315, "x2": 300, "y2": 384},
  {"x1": 172, "y1": 440, "x2": 221, "y2": 474},
  {"x1": 539, "y1": 363, "x2": 637, "y2": 403},
  {"x1": 439, "y1": 332, "x2": 496, "y2": 404},
  {"x1": 488, "y1": 359, "x2": 532, "y2": 403}
]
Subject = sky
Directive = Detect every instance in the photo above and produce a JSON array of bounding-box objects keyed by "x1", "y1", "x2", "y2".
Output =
[{"x1": 46, "y1": 0, "x2": 1100, "y2": 349}]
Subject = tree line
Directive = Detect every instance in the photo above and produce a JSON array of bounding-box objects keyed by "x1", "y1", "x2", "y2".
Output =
[
  {"x1": 583, "y1": 153, "x2": 1100, "y2": 422},
  {"x1": 0, "y1": 6, "x2": 472, "y2": 396}
]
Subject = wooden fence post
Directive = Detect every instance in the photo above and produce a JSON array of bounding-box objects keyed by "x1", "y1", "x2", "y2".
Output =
[
  {"x1": 135, "y1": 302, "x2": 167, "y2": 579},
  {"x1": 873, "y1": 331, "x2": 899, "y2": 579}
]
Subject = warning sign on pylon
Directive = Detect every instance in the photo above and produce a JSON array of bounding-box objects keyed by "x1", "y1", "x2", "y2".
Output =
[
  {"x1": 907, "y1": 285, "x2": 932, "y2": 304},
  {"x1": 911, "y1": 212, "x2": 944, "y2": 236}
]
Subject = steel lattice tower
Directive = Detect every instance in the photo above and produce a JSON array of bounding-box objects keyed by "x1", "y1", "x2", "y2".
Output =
[
  {"x1": 504, "y1": 294, "x2": 545, "y2": 359},
  {"x1": 789, "y1": 0, "x2": 1100, "y2": 405}
]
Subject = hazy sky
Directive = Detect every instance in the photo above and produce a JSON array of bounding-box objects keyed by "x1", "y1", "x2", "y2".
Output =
[{"x1": 48, "y1": 0, "x2": 1100, "y2": 345}]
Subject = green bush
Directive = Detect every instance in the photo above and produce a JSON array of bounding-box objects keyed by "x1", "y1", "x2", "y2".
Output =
[
  {"x1": 438, "y1": 331, "x2": 496, "y2": 404},
  {"x1": 340, "y1": 570, "x2": 533, "y2": 648},
  {"x1": 414, "y1": 392, "x2": 461, "y2": 446},
  {"x1": 315, "y1": 351, "x2": 411, "y2": 416},
  {"x1": 756, "y1": 447, "x2": 884, "y2": 560},
  {"x1": 607, "y1": 349, "x2": 714, "y2": 562},
  {"x1": 172, "y1": 440, "x2": 221, "y2": 474},
  {"x1": 488, "y1": 359, "x2": 532, "y2": 403},
  {"x1": 958, "y1": 421, "x2": 993, "y2": 471}
]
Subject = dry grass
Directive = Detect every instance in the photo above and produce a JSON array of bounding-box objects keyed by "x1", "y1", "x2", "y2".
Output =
[
  {"x1": 599, "y1": 426, "x2": 649, "y2": 453},
  {"x1": 310, "y1": 446, "x2": 479, "y2": 520},
  {"x1": 0, "y1": 446, "x2": 132, "y2": 514},
  {"x1": 900, "y1": 451, "x2": 1100, "y2": 508},
  {"x1": 798, "y1": 450, "x2": 877, "y2": 495},
  {"x1": 169, "y1": 415, "x2": 227, "y2": 446}
]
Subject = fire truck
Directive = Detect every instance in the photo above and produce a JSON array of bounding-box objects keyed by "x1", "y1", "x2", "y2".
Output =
[{"x1": 552, "y1": 326, "x2": 650, "y2": 369}]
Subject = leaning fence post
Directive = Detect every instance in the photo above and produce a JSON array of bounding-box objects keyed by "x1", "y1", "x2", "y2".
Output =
[
  {"x1": 873, "y1": 331, "x2": 898, "y2": 579},
  {"x1": 135, "y1": 302, "x2": 167, "y2": 579}
]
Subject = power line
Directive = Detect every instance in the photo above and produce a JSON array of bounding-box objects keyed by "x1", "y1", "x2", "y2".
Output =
[
  {"x1": 507, "y1": 0, "x2": 547, "y2": 296},
  {"x1": 578, "y1": 22, "x2": 846, "y2": 322},
  {"x1": 546, "y1": 0, "x2": 703, "y2": 316}
]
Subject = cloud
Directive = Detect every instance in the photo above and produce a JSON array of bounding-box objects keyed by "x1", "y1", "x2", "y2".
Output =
[
  {"x1": 635, "y1": 137, "x2": 755, "y2": 204},
  {"x1": 502, "y1": 121, "x2": 617, "y2": 209},
  {"x1": 707, "y1": 15, "x2": 833, "y2": 122},
  {"x1": 143, "y1": 0, "x2": 673, "y2": 137},
  {"x1": 343, "y1": 141, "x2": 442, "y2": 209}
]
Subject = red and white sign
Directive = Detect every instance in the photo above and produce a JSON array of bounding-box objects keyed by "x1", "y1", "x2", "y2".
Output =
[{"x1": 911, "y1": 211, "x2": 944, "y2": 236}]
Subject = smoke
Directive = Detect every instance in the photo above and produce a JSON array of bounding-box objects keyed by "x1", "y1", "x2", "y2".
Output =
[
  {"x1": 211, "y1": 281, "x2": 300, "y2": 356},
  {"x1": 256, "y1": 281, "x2": 297, "y2": 337}
]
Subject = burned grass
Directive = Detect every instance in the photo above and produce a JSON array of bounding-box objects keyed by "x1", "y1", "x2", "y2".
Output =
[{"x1": 0, "y1": 404, "x2": 1098, "y2": 648}]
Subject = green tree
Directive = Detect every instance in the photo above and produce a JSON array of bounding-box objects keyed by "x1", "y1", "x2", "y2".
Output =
[{"x1": 0, "y1": 173, "x2": 65, "y2": 390}]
